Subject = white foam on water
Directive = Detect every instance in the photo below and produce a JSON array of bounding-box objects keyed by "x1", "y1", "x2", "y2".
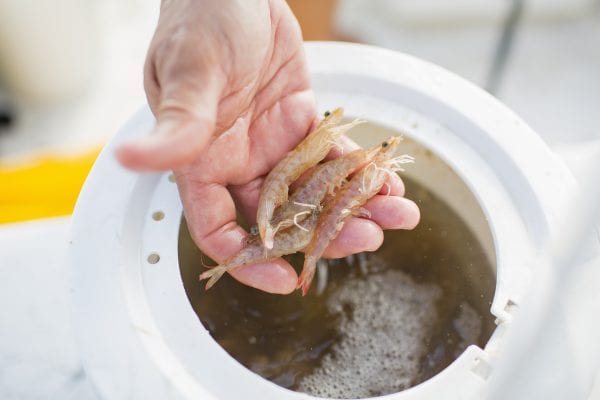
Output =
[
  {"x1": 453, "y1": 302, "x2": 482, "y2": 353},
  {"x1": 297, "y1": 269, "x2": 443, "y2": 399}
]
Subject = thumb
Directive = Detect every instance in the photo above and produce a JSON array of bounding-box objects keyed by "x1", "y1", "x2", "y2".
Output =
[{"x1": 116, "y1": 79, "x2": 220, "y2": 172}]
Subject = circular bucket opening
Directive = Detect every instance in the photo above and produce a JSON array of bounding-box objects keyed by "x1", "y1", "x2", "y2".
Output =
[
  {"x1": 70, "y1": 43, "x2": 579, "y2": 400},
  {"x1": 178, "y1": 121, "x2": 497, "y2": 398}
]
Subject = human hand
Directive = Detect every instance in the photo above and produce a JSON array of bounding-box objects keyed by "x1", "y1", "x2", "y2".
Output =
[{"x1": 115, "y1": 0, "x2": 420, "y2": 294}]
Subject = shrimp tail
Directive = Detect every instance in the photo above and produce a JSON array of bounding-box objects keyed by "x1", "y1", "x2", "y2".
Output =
[
  {"x1": 199, "y1": 265, "x2": 228, "y2": 290},
  {"x1": 298, "y1": 255, "x2": 319, "y2": 296}
]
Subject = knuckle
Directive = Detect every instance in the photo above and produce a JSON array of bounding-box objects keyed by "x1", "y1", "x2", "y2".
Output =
[{"x1": 157, "y1": 98, "x2": 195, "y2": 119}]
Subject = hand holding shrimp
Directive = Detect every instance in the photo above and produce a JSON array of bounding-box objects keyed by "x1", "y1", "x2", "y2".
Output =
[
  {"x1": 115, "y1": 0, "x2": 420, "y2": 294},
  {"x1": 200, "y1": 139, "x2": 385, "y2": 289},
  {"x1": 199, "y1": 128, "x2": 420, "y2": 294}
]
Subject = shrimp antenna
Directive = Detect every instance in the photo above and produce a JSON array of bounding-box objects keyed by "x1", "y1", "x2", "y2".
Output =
[
  {"x1": 265, "y1": 219, "x2": 292, "y2": 249},
  {"x1": 293, "y1": 211, "x2": 312, "y2": 232},
  {"x1": 199, "y1": 253, "x2": 216, "y2": 269},
  {"x1": 329, "y1": 118, "x2": 366, "y2": 139},
  {"x1": 293, "y1": 201, "x2": 318, "y2": 209},
  {"x1": 387, "y1": 154, "x2": 415, "y2": 171}
]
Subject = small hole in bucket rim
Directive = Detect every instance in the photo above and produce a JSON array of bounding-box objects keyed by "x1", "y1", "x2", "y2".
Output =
[
  {"x1": 152, "y1": 211, "x2": 165, "y2": 221},
  {"x1": 147, "y1": 253, "x2": 160, "y2": 264}
]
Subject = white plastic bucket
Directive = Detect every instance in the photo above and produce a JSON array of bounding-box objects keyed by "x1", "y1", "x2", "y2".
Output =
[{"x1": 70, "y1": 42, "x2": 586, "y2": 400}]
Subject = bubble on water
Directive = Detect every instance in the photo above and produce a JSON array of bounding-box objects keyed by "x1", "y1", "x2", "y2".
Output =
[
  {"x1": 297, "y1": 269, "x2": 442, "y2": 399},
  {"x1": 453, "y1": 302, "x2": 482, "y2": 352}
]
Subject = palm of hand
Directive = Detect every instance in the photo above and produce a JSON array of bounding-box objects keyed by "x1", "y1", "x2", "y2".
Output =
[{"x1": 116, "y1": 0, "x2": 419, "y2": 294}]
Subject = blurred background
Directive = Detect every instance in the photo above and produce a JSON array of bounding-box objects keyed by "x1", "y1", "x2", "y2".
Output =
[
  {"x1": 0, "y1": 0, "x2": 599, "y2": 398},
  {"x1": 1, "y1": 0, "x2": 599, "y2": 222}
]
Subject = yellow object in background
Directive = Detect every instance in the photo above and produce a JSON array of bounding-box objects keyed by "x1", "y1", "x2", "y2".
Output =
[{"x1": 0, "y1": 148, "x2": 101, "y2": 224}]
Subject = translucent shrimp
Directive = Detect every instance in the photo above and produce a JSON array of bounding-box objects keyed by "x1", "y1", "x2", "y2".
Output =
[
  {"x1": 199, "y1": 212, "x2": 320, "y2": 290},
  {"x1": 298, "y1": 136, "x2": 413, "y2": 295},
  {"x1": 257, "y1": 108, "x2": 364, "y2": 249},
  {"x1": 269, "y1": 145, "x2": 381, "y2": 237}
]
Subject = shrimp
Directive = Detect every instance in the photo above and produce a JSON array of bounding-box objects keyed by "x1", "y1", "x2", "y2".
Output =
[
  {"x1": 257, "y1": 108, "x2": 364, "y2": 249},
  {"x1": 298, "y1": 136, "x2": 414, "y2": 295},
  {"x1": 199, "y1": 212, "x2": 320, "y2": 290},
  {"x1": 269, "y1": 145, "x2": 381, "y2": 237}
]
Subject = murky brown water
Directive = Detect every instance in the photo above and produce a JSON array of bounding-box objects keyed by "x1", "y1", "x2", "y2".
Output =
[{"x1": 178, "y1": 177, "x2": 496, "y2": 398}]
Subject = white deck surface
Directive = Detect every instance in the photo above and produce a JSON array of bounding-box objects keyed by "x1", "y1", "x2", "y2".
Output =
[{"x1": 0, "y1": 218, "x2": 97, "y2": 400}]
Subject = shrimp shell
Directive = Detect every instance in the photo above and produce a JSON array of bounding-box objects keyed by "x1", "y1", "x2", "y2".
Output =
[
  {"x1": 298, "y1": 136, "x2": 405, "y2": 295},
  {"x1": 199, "y1": 212, "x2": 320, "y2": 290},
  {"x1": 269, "y1": 146, "x2": 381, "y2": 238},
  {"x1": 257, "y1": 108, "x2": 364, "y2": 249}
]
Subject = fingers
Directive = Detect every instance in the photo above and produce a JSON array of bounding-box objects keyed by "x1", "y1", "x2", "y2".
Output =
[
  {"x1": 178, "y1": 177, "x2": 297, "y2": 294},
  {"x1": 228, "y1": 258, "x2": 297, "y2": 294},
  {"x1": 364, "y1": 195, "x2": 420, "y2": 229},
  {"x1": 322, "y1": 195, "x2": 420, "y2": 259},
  {"x1": 115, "y1": 114, "x2": 216, "y2": 171},
  {"x1": 380, "y1": 173, "x2": 405, "y2": 197},
  {"x1": 116, "y1": 51, "x2": 224, "y2": 171},
  {"x1": 322, "y1": 218, "x2": 383, "y2": 258},
  {"x1": 143, "y1": 55, "x2": 160, "y2": 112}
]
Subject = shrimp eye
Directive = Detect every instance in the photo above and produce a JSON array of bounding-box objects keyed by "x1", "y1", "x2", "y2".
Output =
[
  {"x1": 324, "y1": 110, "x2": 331, "y2": 117},
  {"x1": 382, "y1": 141, "x2": 389, "y2": 148}
]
